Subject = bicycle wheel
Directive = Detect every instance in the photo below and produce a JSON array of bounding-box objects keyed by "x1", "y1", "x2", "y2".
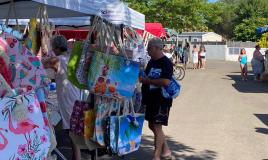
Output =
[{"x1": 174, "y1": 65, "x2": 185, "y2": 81}]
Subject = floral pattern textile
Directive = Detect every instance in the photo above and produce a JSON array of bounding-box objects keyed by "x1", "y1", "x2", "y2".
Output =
[
  {"x1": 0, "y1": 33, "x2": 47, "y2": 90},
  {"x1": 70, "y1": 101, "x2": 90, "y2": 136},
  {"x1": 0, "y1": 92, "x2": 50, "y2": 159}
]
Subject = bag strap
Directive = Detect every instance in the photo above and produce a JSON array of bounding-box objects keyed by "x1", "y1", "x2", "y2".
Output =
[
  {"x1": 122, "y1": 100, "x2": 130, "y2": 115},
  {"x1": 5, "y1": 0, "x2": 19, "y2": 31},
  {"x1": 81, "y1": 16, "x2": 99, "y2": 55},
  {"x1": 129, "y1": 99, "x2": 135, "y2": 116},
  {"x1": 124, "y1": 27, "x2": 139, "y2": 47},
  {"x1": 115, "y1": 28, "x2": 128, "y2": 59},
  {"x1": 105, "y1": 24, "x2": 116, "y2": 55}
]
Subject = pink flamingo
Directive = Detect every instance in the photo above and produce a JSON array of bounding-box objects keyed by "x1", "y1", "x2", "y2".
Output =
[
  {"x1": 0, "y1": 128, "x2": 8, "y2": 150},
  {"x1": 2, "y1": 107, "x2": 39, "y2": 141}
]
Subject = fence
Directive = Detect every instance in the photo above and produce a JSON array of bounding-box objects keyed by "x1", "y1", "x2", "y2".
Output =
[{"x1": 227, "y1": 41, "x2": 257, "y2": 48}]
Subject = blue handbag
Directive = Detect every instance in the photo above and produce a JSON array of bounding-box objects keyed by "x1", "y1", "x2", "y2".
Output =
[
  {"x1": 109, "y1": 100, "x2": 144, "y2": 156},
  {"x1": 161, "y1": 76, "x2": 181, "y2": 99}
]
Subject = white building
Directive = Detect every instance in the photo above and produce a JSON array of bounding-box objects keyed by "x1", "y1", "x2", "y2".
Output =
[{"x1": 178, "y1": 32, "x2": 223, "y2": 42}]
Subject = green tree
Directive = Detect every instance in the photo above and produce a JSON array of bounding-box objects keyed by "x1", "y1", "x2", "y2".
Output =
[
  {"x1": 234, "y1": 0, "x2": 268, "y2": 23},
  {"x1": 122, "y1": 0, "x2": 268, "y2": 41},
  {"x1": 123, "y1": 0, "x2": 210, "y2": 32},
  {"x1": 203, "y1": 2, "x2": 236, "y2": 39},
  {"x1": 234, "y1": 17, "x2": 268, "y2": 41}
]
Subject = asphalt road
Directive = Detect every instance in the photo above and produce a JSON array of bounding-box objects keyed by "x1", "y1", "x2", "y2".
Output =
[
  {"x1": 127, "y1": 60, "x2": 268, "y2": 160},
  {"x1": 57, "y1": 60, "x2": 268, "y2": 160}
]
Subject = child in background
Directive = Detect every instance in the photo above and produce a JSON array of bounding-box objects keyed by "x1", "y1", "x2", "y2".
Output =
[{"x1": 238, "y1": 48, "x2": 248, "y2": 81}]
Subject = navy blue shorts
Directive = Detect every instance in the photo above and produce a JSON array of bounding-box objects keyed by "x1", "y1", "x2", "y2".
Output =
[{"x1": 145, "y1": 104, "x2": 171, "y2": 126}]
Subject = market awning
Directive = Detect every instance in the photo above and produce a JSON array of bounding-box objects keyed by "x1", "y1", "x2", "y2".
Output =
[
  {"x1": 0, "y1": 0, "x2": 90, "y2": 18},
  {"x1": 0, "y1": 0, "x2": 145, "y2": 30},
  {"x1": 145, "y1": 23, "x2": 166, "y2": 38}
]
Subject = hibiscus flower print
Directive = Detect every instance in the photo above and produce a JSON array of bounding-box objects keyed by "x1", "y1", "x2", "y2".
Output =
[
  {"x1": 40, "y1": 135, "x2": 47, "y2": 144},
  {"x1": 17, "y1": 144, "x2": 27, "y2": 155},
  {"x1": 28, "y1": 105, "x2": 34, "y2": 113},
  {"x1": 29, "y1": 149, "x2": 35, "y2": 157}
]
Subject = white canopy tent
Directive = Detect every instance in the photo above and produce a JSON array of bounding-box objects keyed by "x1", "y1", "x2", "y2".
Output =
[
  {"x1": 0, "y1": 0, "x2": 91, "y2": 18},
  {"x1": 0, "y1": 0, "x2": 145, "y2": 30}
]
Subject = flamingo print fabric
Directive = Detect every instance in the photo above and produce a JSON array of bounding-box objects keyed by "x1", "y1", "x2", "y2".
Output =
[
  {"x1": 0, "y1": 92, "x2": 50, "y2": 159},
  {"x1": 0, "y1": 33, "x2": 46, "y2": 91}
]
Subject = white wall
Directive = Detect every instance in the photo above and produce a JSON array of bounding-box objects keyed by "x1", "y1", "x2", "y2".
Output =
[
  {"x1": 189, "y1": 44, "x2": 267, "y2": 62},
  {"x1": 226, "y1": 48, "x2": 268, "y2": 62},
  {"x1": 204, "y1": 45, "x2": 226, "y2": 60},
  {"x1": 202, "y1": 33, "x2": 222, "y2": 42},
  {"x1": 189, "y1": 44, "x2": 226, "y2": 61}
]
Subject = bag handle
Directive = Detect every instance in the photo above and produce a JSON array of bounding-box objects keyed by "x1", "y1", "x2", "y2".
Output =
[
  {"x1": 105, "y1": 24, "x2": 116, "y2": 55},
  {"x1": 115, "y1": 28, "x2": 128, "y2": 59},
  {"x1": 124, "y1": 27, "x2": 139, "y2": 47},
  {"x1": 5, "y1": 0, "x2": 19, "y2": 30},
  {"x1": 80, "y1": 16, "x2": 99, "y2": 56},
  {"x1": 129, "y1": 99, "x2": 136, "y2": 116}
]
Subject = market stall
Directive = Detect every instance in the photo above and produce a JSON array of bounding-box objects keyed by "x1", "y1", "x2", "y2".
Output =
[
  {"x1": 0, "y1": 0, "x2": 98, "y2": 159},
  {"x1": 0, "y1": 0, "x2": 147, "y2": 160}
]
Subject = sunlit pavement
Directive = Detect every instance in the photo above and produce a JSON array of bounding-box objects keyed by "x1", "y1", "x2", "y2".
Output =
[{"x1": 58, "y1": 60, "x2": 268, "y2": 160}]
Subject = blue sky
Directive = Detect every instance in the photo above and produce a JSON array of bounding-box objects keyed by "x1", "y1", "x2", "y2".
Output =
[{"x1": 208, "y1": 0, "x2": 218, "y2": 2}]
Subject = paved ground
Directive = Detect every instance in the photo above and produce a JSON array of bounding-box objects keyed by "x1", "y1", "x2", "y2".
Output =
[
  {"x1": 127, "y1": 60, "x2": 268, "y2": 160},
  {"x1": 57, "y1": 60, "x2": 268, "y2": 160}
]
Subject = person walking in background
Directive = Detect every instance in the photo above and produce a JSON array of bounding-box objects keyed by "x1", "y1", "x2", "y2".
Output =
[
  {"x1": 182, "y1": 46, "x2": 188, "y2": 69},
  {"x1": 199, "y1": 46, "x2": 206, "y2": 69},
  {"x1": 238, "y1": 48, "x2": 248, "y2": 81},
  {"x1": 182, "y1": 43, "x2": 190, "y2": 69},
  {"x1": 178, "y1": 44, "x2": 183, "y2": 63},
  {"x1": 251, "y1": 45, "x2": 264, "y2": 81},
  {"x1": 141, "y1": 38, "x2": 174, "y2": 160},
  {"x1": 192, "y1": 45, "x2": 199, "y2": 69}
]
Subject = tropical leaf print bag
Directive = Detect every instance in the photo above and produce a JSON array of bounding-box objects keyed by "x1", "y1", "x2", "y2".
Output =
[{"x1": 109, "y1": 100, "x2": 144, "y2": 155}]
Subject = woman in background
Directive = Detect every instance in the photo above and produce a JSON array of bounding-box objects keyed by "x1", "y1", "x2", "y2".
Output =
[
  {"x1": 251, "y1": 45, "x2": 264, "y2": 81},
  {"x1": 238, "y1": 48, "x2": 248, "y2": 81},
  {"x1": 192, "y1": 45, "x2": 199, "y2": 69},
  {"x1": 43, "y1": 35, "x2": 81, "y2": 160},
  {"x1": 199, "y1": 46, "x2": 206, "y2": 69}
]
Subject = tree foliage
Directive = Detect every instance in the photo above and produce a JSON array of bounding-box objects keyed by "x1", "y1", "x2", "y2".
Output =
[
  {"x1": 122, "y1": 0, "x2": 268, "y2": 41},
  {"x1": 234, "y1": 18, "x2": 268, "y2": 41}
]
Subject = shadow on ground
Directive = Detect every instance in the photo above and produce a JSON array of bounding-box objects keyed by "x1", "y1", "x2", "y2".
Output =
[
  {"x1": 225, "y1": 74, "x2": 268, "y2": 93},
  {"x1": 254, "y1": 114, "x2": 268, "y2": 135},
  {"x1": 54, "y1": 128, "x2": 217, "y2": 160},
  {"x1": 127, "y1": 135, "x2": 217, "y2": 160}
]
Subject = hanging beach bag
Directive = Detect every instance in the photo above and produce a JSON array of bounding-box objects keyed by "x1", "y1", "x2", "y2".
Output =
[
  {"x1": 0, "y1": 92, "x2": 50, "y2": 159},
  {"x1": 67, "y1": 16, "x2": 100, "y2": 89},
  {"x1": 67, "y1": 40, "x2": 87, "y2": 89},
  {"x1": 87, "y1": 24, "x2": 140, "y2": 99},
  {"x1": 0, "y1": 33, "x2": 47, "y2": 90},
  {"x1": 84, "y1": 108, "x2": 96, "y2": 139},
  {"x1": 93, "y1": 96, "x2": 114, "y2": 146},
  {"x1": 109, "y1": 100, "x2": 144, "y2": 156},
  {"x1": 70, "y1": 100, "x2": 91, "y2": 136}
]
